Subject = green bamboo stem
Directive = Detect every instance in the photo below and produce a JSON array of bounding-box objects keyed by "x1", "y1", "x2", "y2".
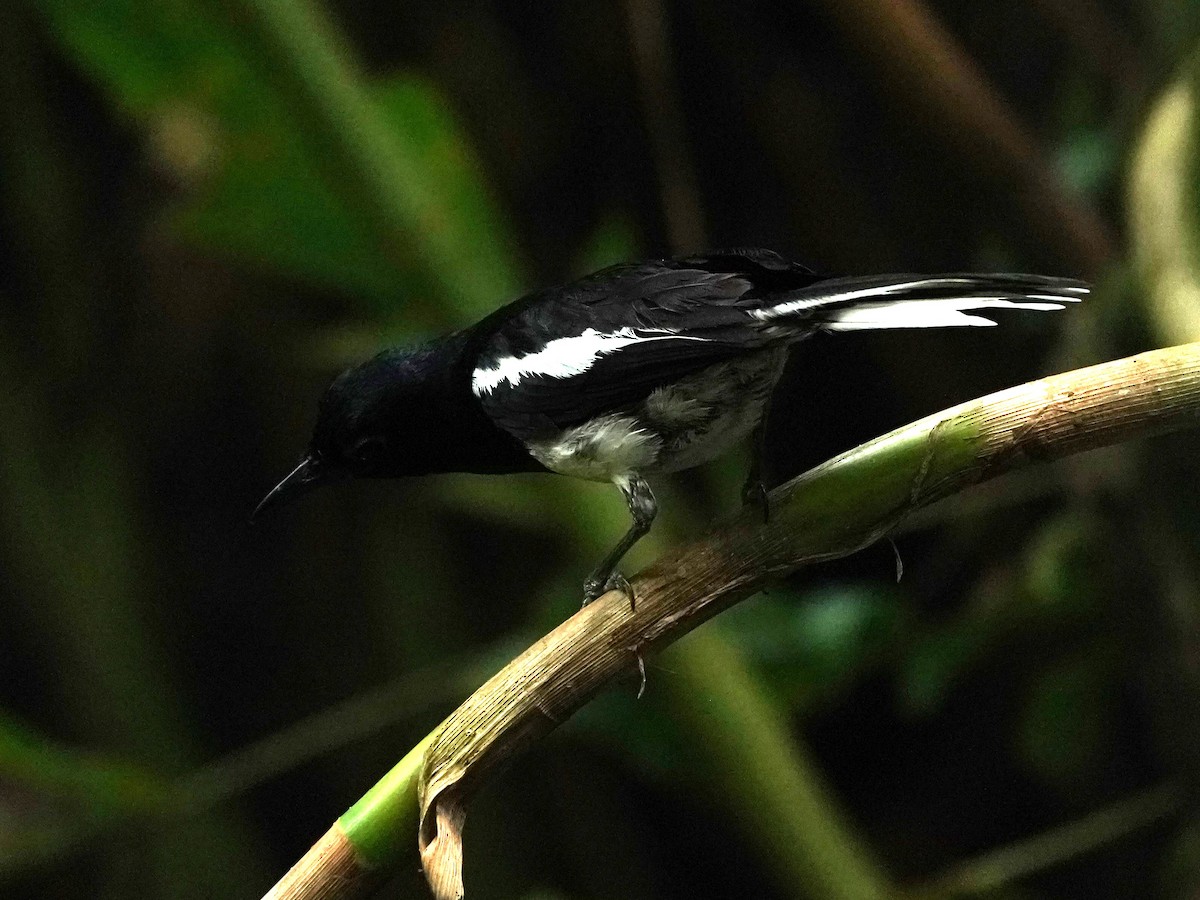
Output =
[
  {"x1": 339, "y1": 735, "x2": 437, "y2": 868},
  {"x1": 418, "y1": 344, "x2": 1200, "y2": 900},
  {"x1": 807, "y1": 0, "x2": 1116, "y2": 275},
  {"x1": 260, "y1": 736, "x2": 434, "y2": 900},
  {"x1": 263, "y1": 342, "x2": 1200, "y2": 900}
]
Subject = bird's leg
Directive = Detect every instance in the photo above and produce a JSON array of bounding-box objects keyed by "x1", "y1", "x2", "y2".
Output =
[
  {"x1": 582, "y1": 474, "x2": 657, "y2": 609},
  {"x1": 741, "y1": 404, "x2": 771, "y2": 524}
]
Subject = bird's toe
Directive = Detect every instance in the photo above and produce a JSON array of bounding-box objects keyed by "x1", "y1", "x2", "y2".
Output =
[
  {"x1": 580, "y1": 571, "x2": 636, "y2": 610},
  {"x1": 581, "y1": 576, "x2": 605, "y2": 607}
]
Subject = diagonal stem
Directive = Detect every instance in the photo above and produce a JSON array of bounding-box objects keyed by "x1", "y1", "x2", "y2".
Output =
[{"x1": 263, "y1": 343, "x2": 1200, "y2": 900}]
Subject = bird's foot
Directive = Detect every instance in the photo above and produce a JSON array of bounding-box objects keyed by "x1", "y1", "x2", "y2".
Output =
[
  {"x1": 742, "y1": 479, "x2": 770, "y2": 524},
  {"x1": 582, "y1": 570, "x2": 636, "y2": 611}
]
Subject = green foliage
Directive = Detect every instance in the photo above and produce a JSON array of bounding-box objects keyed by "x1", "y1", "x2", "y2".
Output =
[
  {"x1": 38, "y1": 0, "x2": 520, "y2": 316},
  {"x1": 0, "y1": 713, "x2": 165, "y2": 819},
  {"x1": 1015, "y1": 652, "x2": 1115, "y2": 792},
  {"x1": 726, "y1": 586, "x2": 906, "y2": 710}
]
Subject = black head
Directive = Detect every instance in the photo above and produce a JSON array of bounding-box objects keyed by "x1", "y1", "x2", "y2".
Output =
[{"x1": 253, "y1": 339, "x2": 471, "y2": 520}]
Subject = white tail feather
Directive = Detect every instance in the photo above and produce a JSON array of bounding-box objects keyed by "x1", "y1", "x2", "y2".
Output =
[
  {"x1": 750, "y1": 274, "x2": 1087, "y2": 333},
  {"x1": 823, "y1": 297, "x2": 1071, "y2": 331}
]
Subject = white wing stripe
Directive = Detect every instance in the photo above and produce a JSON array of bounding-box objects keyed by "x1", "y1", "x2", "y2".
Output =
[{"x1": 472, "y1": 327, "x2": 708, "y2": 395}]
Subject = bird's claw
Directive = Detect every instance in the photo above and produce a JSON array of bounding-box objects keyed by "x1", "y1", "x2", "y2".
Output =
[
  {"x1": 581, "y1": 571, "x2": 636, "y2": 610},
  {"x1": 742, "y1": 480, "x2": 770, "y2": 524}
]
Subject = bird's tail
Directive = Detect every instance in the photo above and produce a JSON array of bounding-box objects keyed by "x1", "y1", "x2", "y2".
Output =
[{"x1": 752, "y1": 273, "x2": 1088, "y2": 332}]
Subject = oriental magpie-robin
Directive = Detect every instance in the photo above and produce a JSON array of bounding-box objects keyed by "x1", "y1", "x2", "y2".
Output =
[{"x1": 255, "y1": 248, "x2": 1085, "y2": 604}]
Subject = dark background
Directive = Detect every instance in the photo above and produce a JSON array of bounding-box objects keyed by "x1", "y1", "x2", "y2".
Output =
[{"x1": 3, "y1": 1, "x2": 1200, "y2": 898}]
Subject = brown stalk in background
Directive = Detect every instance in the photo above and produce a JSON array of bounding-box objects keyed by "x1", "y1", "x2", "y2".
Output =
[{"x1": 807, "y1": 0, "x2": 1118, "y2": 275}]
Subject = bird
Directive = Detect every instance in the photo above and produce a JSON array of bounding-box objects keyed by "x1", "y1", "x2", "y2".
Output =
[{"x1": 254, "y1": 247, "x2": 1086, "y2": 605}]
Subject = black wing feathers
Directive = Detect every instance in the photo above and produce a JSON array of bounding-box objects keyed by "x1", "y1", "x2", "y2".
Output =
[
  {"x1": 487, "y1": 339, "x2": 747, "y2": 430},
  {"x1": 468, "y1": 249, "x2": 1084, "y2": 439},
  {"x1": 471, "y1": 255, "x2": 812, "y2": 434}
]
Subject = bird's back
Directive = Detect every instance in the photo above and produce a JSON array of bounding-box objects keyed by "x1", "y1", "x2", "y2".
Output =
[{"x1": 466, "y1": 247, "x2": 1084, "y2": 462}]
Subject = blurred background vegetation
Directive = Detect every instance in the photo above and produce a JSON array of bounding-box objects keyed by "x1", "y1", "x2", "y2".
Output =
[{"x1": 3, "y1": 1, "x2": 1200, "y2": 898}]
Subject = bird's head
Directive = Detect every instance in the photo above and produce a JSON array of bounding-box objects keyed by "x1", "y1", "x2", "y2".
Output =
[{"x1": 253, "y1": 342, "x2": 460, "y2": 520}]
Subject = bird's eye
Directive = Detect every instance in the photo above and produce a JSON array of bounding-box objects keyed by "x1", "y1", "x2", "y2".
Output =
[{"x1": 350, "y1": 436, "x2": 388, "y2": 466}]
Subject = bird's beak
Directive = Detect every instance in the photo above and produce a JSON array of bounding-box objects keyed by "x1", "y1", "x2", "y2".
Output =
[{"x1": 252, "y1": 455, "x2": 342, "y2": 522}]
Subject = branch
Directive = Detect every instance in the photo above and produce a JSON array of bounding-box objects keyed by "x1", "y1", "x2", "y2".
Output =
[
  {"x1": 263, "y1": 736, "x2": 434, "y2": 900},
  {"x1": 263, "y1": 343, "x2": 1200, "y2": 900},
  {"x1": 1029, "y1": 0, "x2": 1145, "y2": 88},
  {"x1": 621, "y1": 0, "x2": 708, "y2": 252},
  {"x1": 806, "y1": 0, "x2": 1117, "y2": 275},
  {"x1": 925, "y1": 782, "x2": 1182, "y2": 895}
]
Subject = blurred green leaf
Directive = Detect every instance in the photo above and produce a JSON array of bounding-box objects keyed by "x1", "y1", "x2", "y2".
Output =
[
  {"x1": 899, "y1": 513, "x2": 1107, "y2": 716},
  {"x1": 1055, "y1": 127, "x2": 1118, "y2": 199},
  {"x1": 1015, "y1": 653, "x2": 1115, "y2": 791},
  {"x1": 723, "y1": 584, "x2": 905, "y2": 709},
  {"x1": 573, "y1": 213, "x2": 639, "y2": 275},
  {"x1": 39, "y1": 0, "x2": 520, "y2": 316},
  {"x1": 1023, "y1": 513, "x2": 1105, "y2": 613},
  {"x1": 900, "y1": 619, "x2": 996, "y2": 717},
  {"x1": 40, "y1": 0, "x2": 400, "y2": 300},
  {"x1": 0, "y1": 711, "x2": 168, "y2": 873},
  {"x1": 0, "y1": 712, "x2": 165, "y2": 816},
  {"x1": 569, "y1": 690, "x2": 682, "y2": 781}
]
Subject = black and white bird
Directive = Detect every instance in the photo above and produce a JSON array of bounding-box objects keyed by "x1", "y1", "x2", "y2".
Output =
[{"x1": 255, "y1": 248, "x2": 1086, "y2": 604}]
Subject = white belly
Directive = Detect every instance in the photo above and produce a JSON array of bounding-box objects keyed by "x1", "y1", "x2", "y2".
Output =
[
  {"x1": 527, "y1": 414, "x2": 662, "y2": 482},
  {"x1": 527, "y1": 348, "x2": 788, "y2": 482}
]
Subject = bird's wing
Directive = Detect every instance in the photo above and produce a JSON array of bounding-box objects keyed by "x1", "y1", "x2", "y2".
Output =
[
  {"x1": 469, "y1": 252, "x2": 818, "y2": 435},
  {"x1": 467, "y1": 248, "x2": 1087, "y2": 439}
]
